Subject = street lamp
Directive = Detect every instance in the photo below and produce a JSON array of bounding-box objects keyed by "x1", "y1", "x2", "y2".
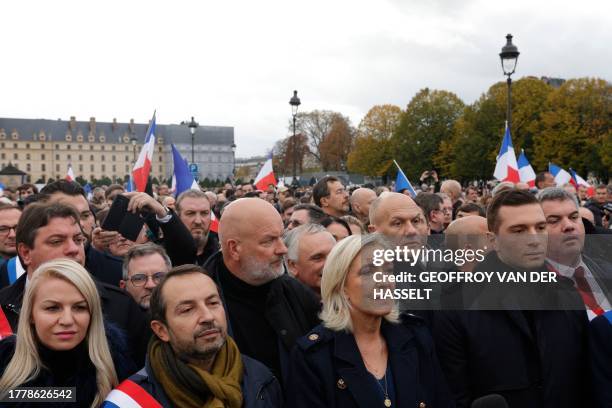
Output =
[
  {"x1": 289, "y1": 90, "x2": 301, "y2": 185},
  {"x1": 130, "y1": 135, "x2": 137, "y2": 164},
  {"x1": 188, "y1": 116, "x2": 198, "y2": 165},
  {"x1": 499, "y1": 33, "x2": 520, "y2": 131},
  {"x1": 231, "y1": 142, "x2": 237, "y2": 185}
]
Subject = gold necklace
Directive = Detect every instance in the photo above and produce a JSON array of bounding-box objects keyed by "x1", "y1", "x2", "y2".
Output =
[{"x1": 373, "y1": 367, "x2": 392, "y2": 407}]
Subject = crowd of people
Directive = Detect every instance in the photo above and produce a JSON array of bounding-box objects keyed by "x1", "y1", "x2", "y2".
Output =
[{"x1": 0, "y1": 172, "x2": 609, "y2": 407}]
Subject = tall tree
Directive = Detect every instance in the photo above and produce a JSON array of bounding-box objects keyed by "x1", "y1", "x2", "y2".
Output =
[
  {"x1": 393, "y1": 88, "x2": 464, "y2": 180},
  {"x1": 273, "y1": 133, "x2": 309, "y2": 175},
  {"x1": 347, "y1": 104, "x2": 401, "y2": 176},
  {"x1": 319, "y1": 116, "x2": 355, "y2": 171},
  {"x1": 292, "y1": 110, "x2": 350, "y2": 166},
  {"x1": 533, "y1": 78, "x2": 611, "y2": 177}
]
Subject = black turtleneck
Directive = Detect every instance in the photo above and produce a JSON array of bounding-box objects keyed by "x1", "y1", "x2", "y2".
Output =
[{"x1": 218, "y1": 265, "x2": 281, "y2": 378}]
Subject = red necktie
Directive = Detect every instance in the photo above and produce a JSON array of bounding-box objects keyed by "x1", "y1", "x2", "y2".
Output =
[{"x1": 573, "y1": 266, "x2": 604, "y2": 316}]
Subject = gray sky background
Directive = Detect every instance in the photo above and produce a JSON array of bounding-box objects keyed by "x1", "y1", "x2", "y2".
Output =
[{"x1": 2, "y1": 0, "x2": 610, "y2": 157}]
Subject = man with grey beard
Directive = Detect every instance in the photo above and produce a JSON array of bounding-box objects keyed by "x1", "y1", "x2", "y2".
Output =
[{"x1": 203, "y1": 198, "x2": 320, "y2": 382}]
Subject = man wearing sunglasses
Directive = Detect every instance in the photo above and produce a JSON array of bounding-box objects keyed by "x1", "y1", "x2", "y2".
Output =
[{"x1": 120, "y1": 243, "x2": 172, "y2": 311}]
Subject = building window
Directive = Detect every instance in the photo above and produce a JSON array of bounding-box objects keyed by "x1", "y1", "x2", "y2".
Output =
[
  {"x1": 56, "y1": 164, "x2": 60, "y2": 172},
  {"x1": 159, "y1": 165, "x2": 163, "y2": 173},
  {"x1": 56, "y1": 154, "x2": 60, "y2": 160},
  {"x1": 159, "y1": 155, "x2": 163, "y2": 162},
  {"x1": 67, "y1": 154, "x2": 71, "y2": 160},
  {"x1": 90, "y1": 164, "x2": 94, "y2": 171},
  {"x1": 88, "y1": 135, "x2": 95, "y2": 142},
  {"x1": 76, "y1": 135, "x2": 83, "y2": 142},
  {"x1": 112, "y1": 145, "x2": 116, "y2": 151},
  {"x1": 66, "y1": 134, "x2": 72, "y2": 142},
  {"x1": 112, "y1": 165, "x2": 116, "y2": 172},
  {"x1": 41, "y1": 164, "x2": 46, "y2": 171},
  {"x1": 13, "y1": 143, "x2": 18, "y2": 149},
  {"x1": 99, "y1": 135, "x2": 106, "y2": 143},
  {"x1": 0, "y1": 153, "x2": 4, "y2": 159},
  {"x1": 41, "y1": 154, "x2": 45, "y2": 160},
  {"x1": 90, "y1": 155, "x2": 94, "y2": 161},
  {"x1": 26, "y1": 163, "x2": 31, "y2": 171},
  {"x1": 0, "y1": 143, "x2": 3, "y2": 148},
  {"x1": 112, "y1": 155, "x2": 116, "y2": 162},
  {"x1": 41, "y1": 143, "x2": 45, "y2": 149},
  {"x1": 101, "y1": 155, "x2": 105, "y2": 161},
  {"x1": 67, "y1": 145, "x2": 71, "y2": 150},
  {"x1": 102, "y1": 164, "x2": 106, "y2": 172},
  {"x1": 125, "y1": 146, "x2": 129, "y2": 151},
  {"x1": 26, "y1": 143, "x2": 30, "y2": 149},
  {"x1": 79, "y1": 155, "x2": 83, "y2": 161},
  {"x1": 26, "y1": 153, "x2": 30, "y2": 160},
  {"x1": 78, "y1": 144, "x2": 83, "y2": 150},
  {"x1": 79, "y1": 164, "x2": 83, "y2": 172},
  {"x1": 90, "y1": 145, "x2": 94, "y2": 150},
  {"x1": 158, "y1": 147, "x2": 163, "y2": 153},
  {"x1": 125, "y1": 165, "x2": 129, "y2": 172},
  {"x1": 13, "y1": 153, "x2": 18, "y2": 160},
  {"x1": 55, "y1": 144, "x2": 59, "y2": 150},
  {"x1": 125, "y1": 155, "x2": 129, "y2": 161},
  {"x1": 101, "y1": 145, "x2": 105, "y2": 151}
]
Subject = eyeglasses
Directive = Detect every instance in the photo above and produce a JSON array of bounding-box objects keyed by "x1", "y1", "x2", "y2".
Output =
[
  {"x1": 128, "y1": 272, "x2": 167, "y2": 287},
  {"x1": 0, "y1": 225, "x2": 17, "y2": 236}
]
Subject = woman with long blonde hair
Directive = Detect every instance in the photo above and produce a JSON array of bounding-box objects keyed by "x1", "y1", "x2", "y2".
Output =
[{"x1": 0, "y1": 259, "x2": 124, "y2": 407}]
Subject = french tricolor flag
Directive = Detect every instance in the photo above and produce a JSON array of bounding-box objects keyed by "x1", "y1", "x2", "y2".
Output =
[
  {"x1": 131, "y1": 112, "x2": 157, "y2": 193},
  {"x1": 493, "y1": 124, "x2": 520, "y2": 183},
  {"x1": 569, "y1": 168, "x2": 594, "y2": 196},
  {"x1": 517, "y1": 149, "x2": 536, "y2": 187},
  {"x1": 170, "y1": 144, "x2": 199, "y2": 197},
  {"x1": 549, "y1": 163, "x2": 572, "y2": 186},
  {"x1": 254, "y1": 153, "x2": 277, "y2": 191},
  {"x1": 65, "y1": 164, "x2": 75, "y2": 182},
  {"x1": 102, "y1": 379, "x2": 162, "y2": 408}
]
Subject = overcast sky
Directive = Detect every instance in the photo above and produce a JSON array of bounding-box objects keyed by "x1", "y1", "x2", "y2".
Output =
[{"x1": 2, "y1": 0, "x2": 610, "y2": 157}]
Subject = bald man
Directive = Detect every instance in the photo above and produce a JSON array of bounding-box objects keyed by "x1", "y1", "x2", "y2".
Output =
[
  {"x1": 444, "y1": 216, "x2": 490, "y2": 272},
  {"x1": 349, "y1": 187, "x2": 377, "y2": 224},
  {"x1": 368, "y1": 192, "x2": 429, "y2": 249},
  {"x1": 203, "y1": 198, "x2": 320, "y2": 382}
]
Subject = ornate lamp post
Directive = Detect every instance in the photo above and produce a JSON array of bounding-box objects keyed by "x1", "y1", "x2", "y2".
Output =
[
  {"x1": 499, "y1": 34, "x2": 520, "y2": 130},
  {"x1": 289, "y1": 90, "x2": 301, "y2": 186}
]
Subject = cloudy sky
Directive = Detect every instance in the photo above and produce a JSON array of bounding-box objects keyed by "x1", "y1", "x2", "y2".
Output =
[{"x1": 2, "y1": 0, "x2": 610, "y2": 157}]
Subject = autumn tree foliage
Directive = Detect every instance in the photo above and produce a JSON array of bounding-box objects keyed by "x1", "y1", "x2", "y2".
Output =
[{"x1": 273, "y1": 133, "x2": 309, "y2": 175}]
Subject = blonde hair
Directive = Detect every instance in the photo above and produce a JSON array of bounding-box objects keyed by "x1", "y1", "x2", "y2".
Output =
[
  {"x1": 320, "y1": 234, "x2": 399, "y2": 332},
  {"x1": 0, "y1": 259, "x2": 118, "y2": 407}
]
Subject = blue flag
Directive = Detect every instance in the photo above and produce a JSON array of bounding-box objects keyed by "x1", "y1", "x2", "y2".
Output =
[
  {"x1": 171, "y1": 144, "x2": 199, "y2": 197},
  {"x1": 393, "y1": 160, "x2": 416, "y2": 197}
]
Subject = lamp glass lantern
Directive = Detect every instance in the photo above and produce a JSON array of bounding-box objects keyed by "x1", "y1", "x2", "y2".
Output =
[{"x1": 499, "y1": 34, "x2": 520, "y2": 76}]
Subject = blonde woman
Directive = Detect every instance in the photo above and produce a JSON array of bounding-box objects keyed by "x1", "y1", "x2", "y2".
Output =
[
  {"x1": 0, "y1": 259, "x2": 134, "y2": 407},
  {"x1": 286, "y1": 234, "x2": 453, "y2": 408}
]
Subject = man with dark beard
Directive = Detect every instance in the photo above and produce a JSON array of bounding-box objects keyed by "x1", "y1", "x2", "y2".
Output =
[
  {"x1": 204, "y1": 198, "x2": 320, "y2": 382},
  {"x1": 104, "y1": 264, "x2": 282, "y2": 407},
  {"x1": 175, "y1": 189, "x2": 219, "y2": 265}
]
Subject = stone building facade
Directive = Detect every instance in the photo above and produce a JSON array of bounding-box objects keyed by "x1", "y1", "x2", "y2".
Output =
[{"x1": 0, "y1": 116, "x2": 235, "y2": 183}]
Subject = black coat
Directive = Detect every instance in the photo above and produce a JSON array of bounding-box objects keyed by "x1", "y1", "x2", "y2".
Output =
[
  {"x1": 589, "y1": 311, "x2": 612, "y2": 408},
  {"x1": 204, "y1": 251, "x2": 320, "y2": 381},
  {"x1": 85, "y1": 244, "x2": 124, "y2": 286},
  {"x1": 0, "y1": 273, "x2": 151, "y2": 367},
  {"x1": 126, "y1": 352, "x2": 283, "y2": 407},
  {"x1": 286, "y1": 315, "x2": 454, "y2": 408}
]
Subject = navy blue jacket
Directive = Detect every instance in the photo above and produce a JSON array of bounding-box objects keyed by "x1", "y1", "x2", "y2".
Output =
[
  {"x1": 286, "y1": 315, "x2": 454, "y2": 408},
  {"x1": 589, "y1": 311, "x2": 612, "y2": 407},
  {"x1": 126, "y1": 353, "x2": 283, "y2": 407}
]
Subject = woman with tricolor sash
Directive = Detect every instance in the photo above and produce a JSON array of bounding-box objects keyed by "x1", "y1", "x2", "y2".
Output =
[{"x1": 0, "y1": 259, "x2": 135, "y2": 407}]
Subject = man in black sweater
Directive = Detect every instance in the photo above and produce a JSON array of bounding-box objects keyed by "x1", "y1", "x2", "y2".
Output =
[{"x1": 204, "y1": 198, "x2": 320, "y2": 382}]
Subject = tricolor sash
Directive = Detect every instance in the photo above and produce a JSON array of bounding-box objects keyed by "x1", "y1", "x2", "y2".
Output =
[
  {"x1": 102, "y1": 379, "x2": 162, "y2": 408},
  {"x1": 0, "y1": 306, "x2": 13, "y2": 340}
]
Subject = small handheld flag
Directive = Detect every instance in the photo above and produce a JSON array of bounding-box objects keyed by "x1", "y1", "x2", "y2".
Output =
[
  {"x1": 131, "y1": 112, "x2": 157, "y2": 192},
  {"x1": 254, "y1": 153, "x2": 277, "y2": 191},
  {"x1": 66, "y1": 164, "x2": 75, "y2": 182},
  {"x1": 517, "y1": 149, "x2": 536, "y2": 187},
  {"x1": 493, "y1": 123, "x2": 519, "y2": 183},
  {"x1": 171, "y1": 144, "x2": 199, "y2": 197},
  {"x1": 548, "y1": 163, "x2": 571, "y2": 186},
  {"x1": 393, "y1": 160, "x2": 416, "y2": 197}
]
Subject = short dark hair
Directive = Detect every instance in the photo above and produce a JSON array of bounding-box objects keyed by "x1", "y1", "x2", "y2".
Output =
[
  {"x1": 16, "y1": 202, "x2": 80, "y2": 248},
  {"x1": 313, "y1": 176, "x2": 341, "y2": 207},
  {"x1": 292, "y1": 203, "x2": 327, "y2": 224},
  {"x1": 413, "y1": 192, "x2": 443, "y2": 223},
  {"x1": 535, "y1": 172, "x2": 552, "y2": 189},
  {"x1": 105, "y1": 184, "x2": 125, "y2": 200},
  {"x1": 40, "y1": 180, "x2": 86, "y2": 200},
  {"x1": 17, "y1": 184, "x2": 38, "y2": 194},
  {"x1": 281, "y1": 198, "x2": 297, "y2": 213},
  {"x1": 150, "y1": 264, "x2": 209, "y2": 324},
  {"x1": 320, "y1": 216, "x2": 352, "y2": 237},
  {"x1": 457, "y1": 202, "x2": 486, "y2": 217},
  {"x1": 486, "y1": 189, "x2": 539, "y2": 233}
]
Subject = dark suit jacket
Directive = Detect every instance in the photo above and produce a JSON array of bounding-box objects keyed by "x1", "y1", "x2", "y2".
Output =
[
  {"x1": 0, "y1": 273, "x2": 151, "y2": 367},
  {"x1": 589, "y1": 311, "x2": 612, "y2": 408},
  {"x1": 583, "y1": 254, "x2": 612, "y2": 307},
  {"x1": 432, "y1": 308, "x2": 590, "y2": 408},
  {"x1": 85, "y1": 244, "x2": 123, "y2": 287},
  {"x1": 286, "y1": 315, "x2": 454, "y2": 408}
]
